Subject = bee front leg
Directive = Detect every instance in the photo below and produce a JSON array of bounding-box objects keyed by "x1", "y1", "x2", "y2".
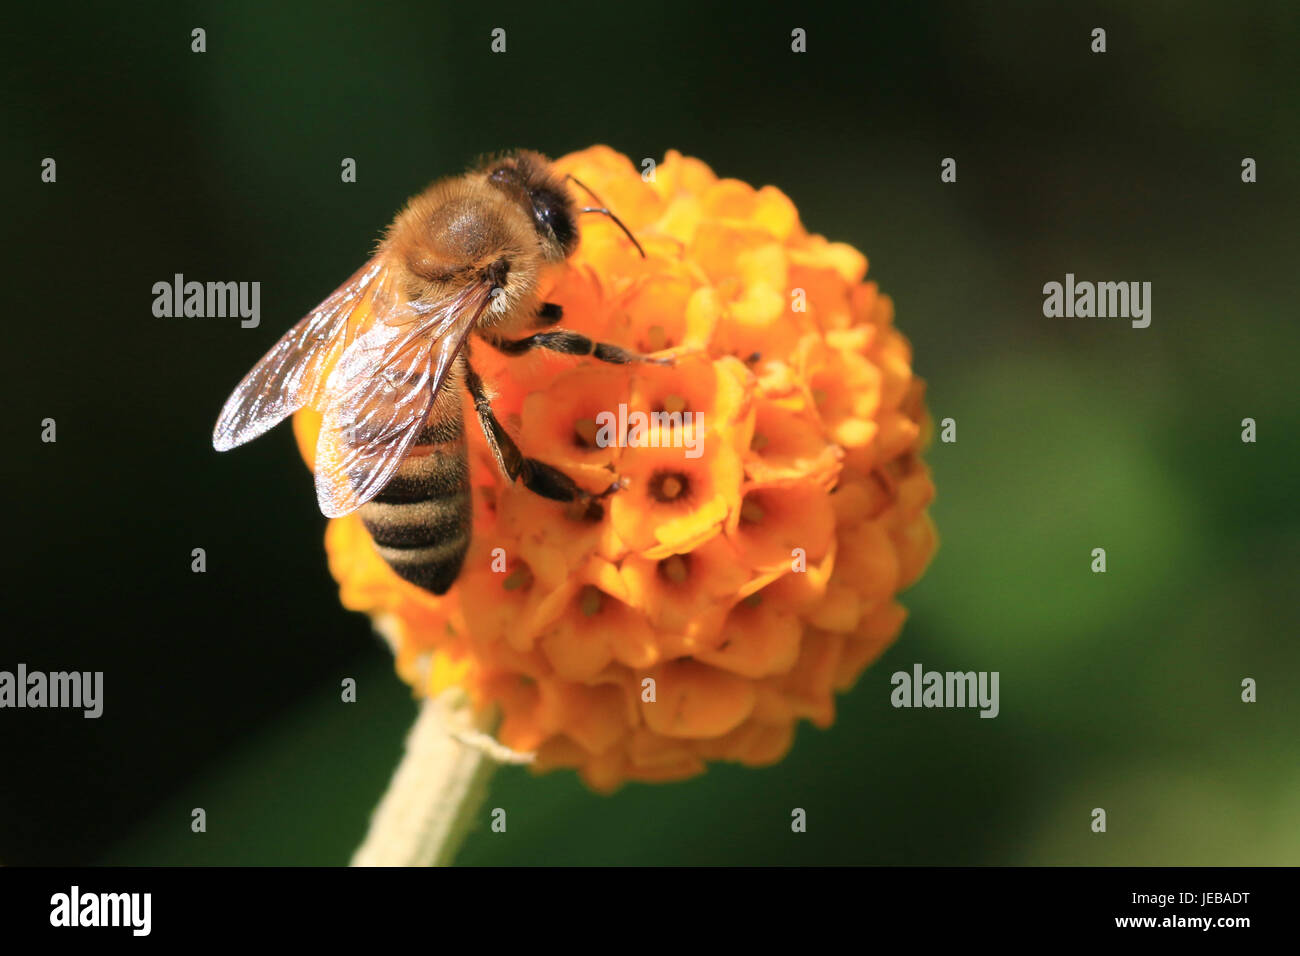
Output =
[
  {"x1": 487, "y1": 328, "x2": 671, "y2": 366},
  {"x1": 464, "y1": 362, "x2": 622, "y2": 504}
]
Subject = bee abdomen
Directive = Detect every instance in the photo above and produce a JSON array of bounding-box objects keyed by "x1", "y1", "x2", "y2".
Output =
[
  {"x1": 370, "y1": 449, "x2": 468, "y2": 503},
  {"x1": 364, "y1": 498, "x2": 467, "y2": 547},
  {"x1": 359, "y1": 417, "x2": 471, "y2": 595},
  {"x1": 373, "y1": 534, "x2": 470, "y2": 595}
]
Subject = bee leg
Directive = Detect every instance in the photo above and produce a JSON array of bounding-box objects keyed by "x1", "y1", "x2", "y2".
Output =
[
  {"x1": 464, "y1": 363, "x2": 621, "y2": 503},
  {"x1": 488, "y1": 329, "x2": 671, "y2": 366},
  {"x1": 533, "y1": 302, "x2": 564, "y2": 328}
]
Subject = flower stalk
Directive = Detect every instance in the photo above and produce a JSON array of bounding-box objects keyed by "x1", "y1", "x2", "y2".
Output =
[{"x1": 350, "y1": 690, "x2": 501, "y2": 867}]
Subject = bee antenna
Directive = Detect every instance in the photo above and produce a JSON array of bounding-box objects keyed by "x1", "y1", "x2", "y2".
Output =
[
  {"x1": 565, "y1": 174, "x2": 647, "y2": 259},
  {"x1": 579, "y1": 207, "x2": 646, "y2": 259},
  {"x1": 565, "y1": 174, "x2": 608, "y2": 209}
]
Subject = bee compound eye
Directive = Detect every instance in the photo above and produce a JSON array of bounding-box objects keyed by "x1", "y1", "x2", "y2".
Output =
[{"x1": 531, "y1": 190, "x2": 576, "y2": 249}]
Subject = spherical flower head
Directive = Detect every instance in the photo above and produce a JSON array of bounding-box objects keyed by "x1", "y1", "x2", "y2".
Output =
[{"x1": 292, "y1": 147, "x2": 938, "y2": 791}]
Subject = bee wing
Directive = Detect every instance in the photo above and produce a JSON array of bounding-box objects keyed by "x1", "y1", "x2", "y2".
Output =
[
  {"x1": 312, "y1": 283, "x2": 494, "y2": 518},
  {"x1": 212, "y1": 258, "x2": 390, "y2": 451}
]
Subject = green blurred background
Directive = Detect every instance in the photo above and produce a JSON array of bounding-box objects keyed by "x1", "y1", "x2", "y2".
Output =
[{"x1": 2, "y1": 0, "x2": 1297, "y2": 865}]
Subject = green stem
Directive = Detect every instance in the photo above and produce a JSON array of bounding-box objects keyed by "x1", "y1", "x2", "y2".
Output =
[{"x1": 351, "y1": 695, "x2": 497, "y2": 867}]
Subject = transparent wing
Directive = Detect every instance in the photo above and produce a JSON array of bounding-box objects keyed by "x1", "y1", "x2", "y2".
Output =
[
  {"x1": 313, "y1": 283, "x2": 493, "y2": 518},
  {"x1": 212, "y1": 258, "x2": 389, "y2": 451}
]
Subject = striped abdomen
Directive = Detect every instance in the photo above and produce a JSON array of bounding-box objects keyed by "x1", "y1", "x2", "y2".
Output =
[{"x1": 359, "y1": 398, "x2": 471, "y2": 595}]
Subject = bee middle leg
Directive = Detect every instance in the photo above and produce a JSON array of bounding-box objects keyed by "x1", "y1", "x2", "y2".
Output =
[
  {"x1": 464, "y1": 362, "x2": 620, "y2": 503},
  {"x1": 487, "y1": 327, "x2": 670, "y2": 365}
]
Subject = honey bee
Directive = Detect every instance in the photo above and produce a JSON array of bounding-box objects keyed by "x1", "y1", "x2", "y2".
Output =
[{"x1": 213, "y1": 150, "x2": 658, "y2": 594}]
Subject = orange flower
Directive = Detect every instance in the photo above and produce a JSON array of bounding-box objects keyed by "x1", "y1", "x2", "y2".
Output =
[{"x1": 293, "y1": 147, "x2": 938, "y2": 790}]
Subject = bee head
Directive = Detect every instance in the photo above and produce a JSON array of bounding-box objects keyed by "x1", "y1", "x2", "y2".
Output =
[{"x1": 484, "y1": 151, "x2": 579, "y2": 262}]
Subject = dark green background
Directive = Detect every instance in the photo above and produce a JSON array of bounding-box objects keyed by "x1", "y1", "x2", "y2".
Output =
[{"x1": 2, "y1": 1, "x2": 1296, "y2": 865}]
